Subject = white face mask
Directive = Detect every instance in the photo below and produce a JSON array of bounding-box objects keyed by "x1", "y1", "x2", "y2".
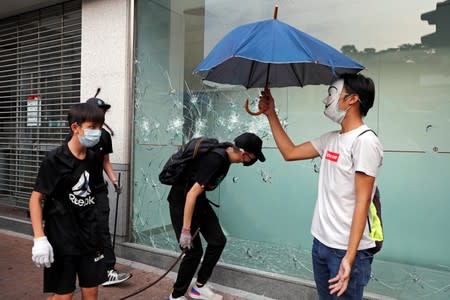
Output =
[
  {"x1": 79, "y1": 128, "x2": 101, "y2": 147},
  {"x1": 323, "y1": 79, "x2": 347, "y2": 124}
]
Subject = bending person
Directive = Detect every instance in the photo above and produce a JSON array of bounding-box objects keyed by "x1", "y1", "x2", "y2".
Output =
[{"x1": 168, "y1": 133, "x2": 265, "y2": 300}]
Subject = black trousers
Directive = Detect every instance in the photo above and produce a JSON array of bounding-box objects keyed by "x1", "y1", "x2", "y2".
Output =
[
  {"x1": 169, "y1": 198, "x2": 226, "y2": 298},
  {"x1": 96, "y1": 190, "x2": 116, "y2": 270}
]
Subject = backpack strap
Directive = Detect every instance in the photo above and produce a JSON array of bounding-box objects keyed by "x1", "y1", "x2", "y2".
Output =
[
  {"x1": 208, "y1": 200, "x2": 221, "y2": 208},
  {"x1": 192, "y1": 138, "x2": 205, "y2": 158},
  {"x1": 357, "y1": 129, "x2": 377, "y2": 138}
]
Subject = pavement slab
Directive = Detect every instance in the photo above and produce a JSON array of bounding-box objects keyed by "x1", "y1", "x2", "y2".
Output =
[{"x1": 0, "y1": 230, "x2": 273, "y2": 300}]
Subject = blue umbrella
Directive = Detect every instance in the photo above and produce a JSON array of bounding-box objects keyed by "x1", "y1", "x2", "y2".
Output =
[{"x1": 194, "y1": 8, "x2": 364, "y2": 89}]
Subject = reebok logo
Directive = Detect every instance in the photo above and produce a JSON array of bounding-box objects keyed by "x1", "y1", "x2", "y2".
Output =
[
  {"x1": 72, "y1": 171, "x2": 91, "y2": 198},
  {"x1": 325, "y1": 151, "x2": 340, "y2": 162},
  {"x1": 69, "y1": 194, "x2": 95, "y2": 206},
  {"x1": 69, "y1": 170, "x2": 95, "y2": 207}
]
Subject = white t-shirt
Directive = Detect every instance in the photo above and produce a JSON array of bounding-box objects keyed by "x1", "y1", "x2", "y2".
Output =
[{"x1": 310, "y1": 125, "x2": 383, "y2": 250}]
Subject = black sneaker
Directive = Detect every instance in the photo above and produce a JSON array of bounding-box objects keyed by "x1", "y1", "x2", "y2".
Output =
[{"x1": 102, "y1": 269, "x2": 132, "y2": 286}]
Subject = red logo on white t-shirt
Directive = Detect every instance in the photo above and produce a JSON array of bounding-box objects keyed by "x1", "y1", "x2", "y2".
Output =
[{"x1": 325, "y1": 151, "x2": 340, "y2": 162}]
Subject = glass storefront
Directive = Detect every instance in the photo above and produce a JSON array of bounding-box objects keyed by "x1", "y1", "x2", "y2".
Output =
[{"x1": 132, "y1": 1, "x2": 450, "y2": 299}]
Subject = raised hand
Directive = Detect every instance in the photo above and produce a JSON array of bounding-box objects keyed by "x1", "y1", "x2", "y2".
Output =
[{"x1": 258, "y1": 87, "x2": 276, "y2": 117}]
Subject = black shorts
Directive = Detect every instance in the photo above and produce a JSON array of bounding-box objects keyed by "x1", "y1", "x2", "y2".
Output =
[{"x1": 44, "y1": 253, "x2": 107, "y2": 294}]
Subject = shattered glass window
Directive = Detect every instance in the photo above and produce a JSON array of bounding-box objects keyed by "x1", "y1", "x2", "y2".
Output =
[{"x1": 132, "y1": 1, "x2": 450, "y2": 299}]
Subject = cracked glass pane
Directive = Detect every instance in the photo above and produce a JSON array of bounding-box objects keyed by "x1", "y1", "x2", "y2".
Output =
[{"x1": 132, "y1": 1, "x2": 450, "y2": 299}]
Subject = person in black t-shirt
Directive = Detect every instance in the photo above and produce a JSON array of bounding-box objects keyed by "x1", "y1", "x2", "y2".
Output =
[
  {"x1": 29, "y1": 103, "x2": 107, "y2": 299},
  {"x1": 85, "y1": 95, "x2": 131, "y2": 286},
  {"x1": 168, "y1": 133, "x2": 265, "y2": 300},
  {"x1": 64, "y1": 92, "x2": 131, "y2": 286}
]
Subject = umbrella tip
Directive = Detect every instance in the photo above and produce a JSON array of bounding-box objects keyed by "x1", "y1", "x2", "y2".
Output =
[{"x1": 273, "y1": 5, "x2": 279, "y2": 19}]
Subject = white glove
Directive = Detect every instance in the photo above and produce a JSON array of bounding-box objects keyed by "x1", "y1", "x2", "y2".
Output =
[
  {"x1": 179, "y1": 228, "x2": 193, "y2": 250},
  {"x1": 32, "y1": 236, "x2": 54, "y2": 268}
]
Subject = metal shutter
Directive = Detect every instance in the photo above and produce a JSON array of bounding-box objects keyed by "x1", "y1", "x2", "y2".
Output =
[{"x1": 0, "y1": 0, "x2": 81, "y2": 211}]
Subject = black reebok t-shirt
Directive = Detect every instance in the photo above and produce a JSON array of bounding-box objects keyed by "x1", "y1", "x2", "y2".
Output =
[
  {"x1": 168, "y1": 149, "x2": 231, "y2": 204},
  {"x1": 34, "y1": 143, "x2": 104, "y2": 255}
]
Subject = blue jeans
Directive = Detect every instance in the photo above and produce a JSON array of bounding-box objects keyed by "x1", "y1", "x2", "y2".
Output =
[{"x1": 312, "y1": 238, "x2": 373, "y2": 300}]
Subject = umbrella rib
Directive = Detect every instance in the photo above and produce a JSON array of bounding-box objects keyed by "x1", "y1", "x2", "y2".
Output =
[
  {"x1": 289, "y1": 63, "x2": 303, "y2": 87},
  {"x1": 247, "y1": 60, "x2": 257, "y2": 88},
  {"x1": 265, "y1": 63, "x2": 271, "y2": 88}
]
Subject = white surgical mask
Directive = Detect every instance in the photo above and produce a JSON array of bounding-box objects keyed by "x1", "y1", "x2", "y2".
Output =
[
  {"x1": 323, "y1": 79, "x2": 347, "y2": 124},
  {"x1": 79, "y1": 128, "x2": 101, "y2": 147}
]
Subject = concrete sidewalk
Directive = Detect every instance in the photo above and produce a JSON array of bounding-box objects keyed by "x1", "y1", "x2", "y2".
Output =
[{"x1": 0, "y1": 229, "x2": 273, "y2": 300}]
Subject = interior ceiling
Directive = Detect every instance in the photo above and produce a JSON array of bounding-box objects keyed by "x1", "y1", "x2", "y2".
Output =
[{"x1": 0, "y1": 0, "x2": 66, "y2": 19}]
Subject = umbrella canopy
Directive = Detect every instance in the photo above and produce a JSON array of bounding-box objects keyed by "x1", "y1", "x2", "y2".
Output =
[{"x1": 194, "y1": 18, "x2": 364, "y2": 89}]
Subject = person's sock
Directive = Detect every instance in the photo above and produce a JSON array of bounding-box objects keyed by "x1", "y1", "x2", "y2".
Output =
[{"x1": 196, "y1": 282, "x2": 205, "y2": 288}]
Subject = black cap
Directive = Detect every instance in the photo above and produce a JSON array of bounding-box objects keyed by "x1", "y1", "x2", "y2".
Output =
[
  {"x1": 234, "y1": 132, "x2": 265, "y2": 163},
  {"x1": 86, "y1": 97, "x2": 111, "y2": 110}
]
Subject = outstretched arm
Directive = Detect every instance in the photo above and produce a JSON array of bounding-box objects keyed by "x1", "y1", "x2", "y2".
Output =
[{"x1": 258, "y1": 88, "x2": 319, "y2": 161}]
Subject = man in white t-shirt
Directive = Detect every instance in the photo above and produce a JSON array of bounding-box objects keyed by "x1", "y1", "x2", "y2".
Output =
[{"x1": 256, "y1": 73, "x2": 383, "y2": 299}]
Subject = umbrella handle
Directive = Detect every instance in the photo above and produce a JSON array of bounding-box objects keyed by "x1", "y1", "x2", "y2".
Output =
[{"x1": 244, "y1": 99, "x2": 264, "y2": 116}]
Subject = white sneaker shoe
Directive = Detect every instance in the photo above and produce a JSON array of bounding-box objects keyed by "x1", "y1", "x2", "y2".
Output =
[
  {"x1": 102, "y1": 269, "x2": 132, "y2": 286},
  {"x1": 188, "y1": 284, "x2": 223, "y2": 300},
  {"x1": 168, "y1": 295, "x2": 187, "y2": 300}
]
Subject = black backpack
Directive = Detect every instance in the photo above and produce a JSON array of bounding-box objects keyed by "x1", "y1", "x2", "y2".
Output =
[
  {"x1": 159, "y1": 137, "x2": 231, "y2": 185},
  {"x1": 368, "y1": 187, "x2": 383, "y2": 254},
  {"x1": 353, "y1": 129, "x2": 384, "y2": 254}
]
